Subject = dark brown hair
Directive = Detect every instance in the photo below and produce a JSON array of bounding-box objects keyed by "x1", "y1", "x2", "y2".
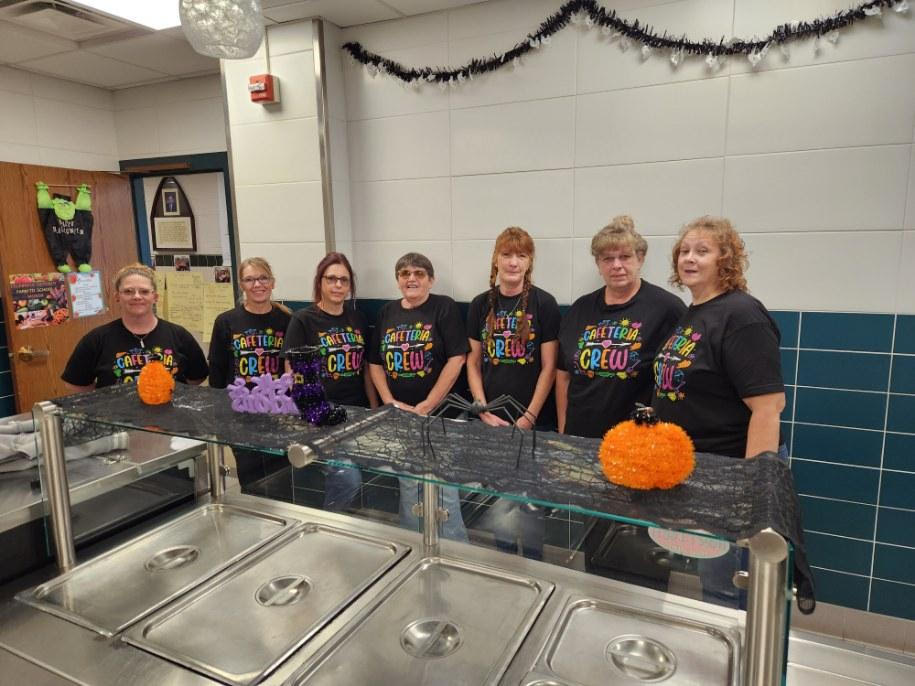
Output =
[{"x1": 313, "y1": 252, "x2": 356, "y2": 304}]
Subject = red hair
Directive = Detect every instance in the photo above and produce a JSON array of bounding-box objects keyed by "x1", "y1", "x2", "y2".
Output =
[{"x1": 312, "y1": 252, "x2": 356, "y2": 303}]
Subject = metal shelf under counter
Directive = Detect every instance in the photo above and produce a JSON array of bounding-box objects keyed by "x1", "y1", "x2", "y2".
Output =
[{"x1": 0, "y1": 418, "x2": 206, "y2": 583}]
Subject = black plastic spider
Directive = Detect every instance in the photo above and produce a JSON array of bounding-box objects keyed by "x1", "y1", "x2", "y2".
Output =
[{"x1": 420, "y1": 393, "x2": 537, "y2": 468}]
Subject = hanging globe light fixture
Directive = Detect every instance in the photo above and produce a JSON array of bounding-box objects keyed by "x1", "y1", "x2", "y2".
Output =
[{"x1": 180, "y1": 0, "x2": 264, "y2": 59}]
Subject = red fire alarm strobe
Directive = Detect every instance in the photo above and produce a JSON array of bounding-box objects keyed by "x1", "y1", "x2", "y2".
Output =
[{"x1": 248, "y1": 74, "x2": 279, "y2": 104}]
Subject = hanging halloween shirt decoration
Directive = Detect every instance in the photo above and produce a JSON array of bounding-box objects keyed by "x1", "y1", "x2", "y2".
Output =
[
  {"x1": 598, "y1": 404, "x2": 695, "y2": 490},
  {"x1": 35, "y1": 182, "x2": 93, "y2": 274}
]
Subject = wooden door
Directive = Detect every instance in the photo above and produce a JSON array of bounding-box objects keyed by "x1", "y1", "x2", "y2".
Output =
[{"x1": 0, "y1": 162, "x2": 138, "y2": 411}]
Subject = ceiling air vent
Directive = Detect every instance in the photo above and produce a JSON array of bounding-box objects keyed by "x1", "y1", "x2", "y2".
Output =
[{"x1": 0, "y1": 0, "x2": 133, "y2": 41}]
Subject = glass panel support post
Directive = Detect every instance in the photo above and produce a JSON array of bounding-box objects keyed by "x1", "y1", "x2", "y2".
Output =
[
  {"x1": 422, "y1": 479, "x2": 440, "y2": 553},
  {"x1": 206, "y1": 442, "x2": 226, "y2": 499},
  {"x1": 33, "y1": 401, "x2": 76, "y2": 573},
  {"x1": 742, "y1": 527, "x2": 789, "y2": 686}
]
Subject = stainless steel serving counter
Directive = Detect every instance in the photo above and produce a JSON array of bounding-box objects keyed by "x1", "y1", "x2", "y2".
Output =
[
  {"x1": 0, "y1": 423, "x2": 205, "y2": 534},
  {"x1": 0, "y1": 493, "x2": 746, "y2": 686}
]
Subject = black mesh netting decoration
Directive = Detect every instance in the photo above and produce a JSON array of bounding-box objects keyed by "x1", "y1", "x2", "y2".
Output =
[{"x1": 54, "y1": 383, "x2": 814, "y2": 613}]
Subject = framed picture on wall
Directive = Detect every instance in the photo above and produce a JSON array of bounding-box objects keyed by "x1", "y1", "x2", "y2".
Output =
[
  {"x1": 153, "y1": 217, "x2": 196, "y2": 251},
  {"x1": 162, "y1": 188, "x2": 180, "y2": 216}
]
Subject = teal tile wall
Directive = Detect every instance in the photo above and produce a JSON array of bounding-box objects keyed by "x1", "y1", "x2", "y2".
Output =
[
  {"x1": 0, "y1": 298, "x2": 13, "y2": 419},
  {"x1": 782, "y1": 312, "x2": 915, "y2": 620}
]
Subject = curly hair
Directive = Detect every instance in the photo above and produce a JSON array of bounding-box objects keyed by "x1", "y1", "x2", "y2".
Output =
[
  {"x1": 670, "y1": 216, "x2": 748, "y2": 292},
  {"x1": 590, "y1": 215, "x2": 647, "y2": 260},
  {"x1": 486, "y1": 227, "x2": 535, "y2": 345}
]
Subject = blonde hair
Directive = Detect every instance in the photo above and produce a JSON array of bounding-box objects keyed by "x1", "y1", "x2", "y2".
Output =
[
  {"x1": 590, "y1": 215, "x2": 648, "y2": 259},
  {"x1": 670, "y1": 216, "x2": 748, "y2": 292},
  {"x1": 485, "y1": 227, "x2": 535, "y2": 344},
  {"x1": 113, "y1": 263, "x2": 156, "y2": 292},
  {"x1": 238, "y1": 256, "x2": 291, "y2": 314}
]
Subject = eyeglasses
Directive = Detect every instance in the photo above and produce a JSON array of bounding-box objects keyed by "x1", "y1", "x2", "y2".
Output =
[
  {"x1": 397, "y1": 268, "x2": 428, "y2": 280},
  {"x1": 241, "y1": 276, "x2": 273, "y2": 285},
  {"x1": 120, "y1": 288, "x2": 154, "y2": 297},
  {"x1": 322, "y1": 275, "x2": 351, "y2": 286}
]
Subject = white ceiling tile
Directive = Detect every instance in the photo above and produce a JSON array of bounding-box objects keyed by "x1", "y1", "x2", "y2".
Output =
[
  {"x1": 18, "y1": 50, "x2": 169, "y2": 88},
  {"x1": 382, "y1": 0, "x2": 480, "y2": 14},
  {"x1": 263, "y1": 0, "x2": 400, "y2": 26},
  {"x1": 0, "y1": 20, "x2": 75, "y2": 63},
  {"x1": 86, "y1": 33, "x2": 219, "y2": 76}
]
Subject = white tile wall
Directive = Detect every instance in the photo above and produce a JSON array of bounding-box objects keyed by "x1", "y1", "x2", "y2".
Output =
[
  {"x1": 113, "y1": 75, "x2": 227, "y2": 159},
  {"x1": 349, "y1": 111, "x2": 450, "y2": 181},
  {"x1": 573, "y1": 159, "x2": 725, "y2": 236},
  {"x1": 723, "y1": 146, "x2": 911, "y2": 232},
  {"x1": 231, "y1": 117, "x2": 322, "y2": 185},
  {"x1": 743, "y1": 231, "x2": 903, "y2": 312},
  {"x1": 351, "y1": 178, "x2": 451, "y2": 242},
  {"x1": 575, "y1": 79, "x2": 729, "y2": 166},
  {"x1": 0, "y1": 66, "x2": 119, "y2": 170},
  {"x1": 451, "y1": 97, "x2": 575, "y2": 175},
  {"x1": 223, "y1": 50, "x2": 317, "y2": 126},
  {"x1": 452, "y1": 170, "x2": 573, "y2": 240},
  {"x1": 726, "y1": 54, "x2": 915, "y2": 155},
  {"x1": 332, "y1": 0, "x2": 915, "y2": 316},
  {"x1": 235, "y1": 182, "x2": 325, "y2": 245},
  {"x1": 899, "y1": 231, "x2": 915, "y2": 314}
]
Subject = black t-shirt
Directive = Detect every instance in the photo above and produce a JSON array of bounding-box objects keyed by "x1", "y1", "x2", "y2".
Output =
[
  {"x1": 651, "y1": 290, "x2": 784, "y2": 458},
  {"x1": 466, "y1": 285, "x2": 560, "y2": 419},
  {"x1": 557, "y1": 281, "x2": 686, "y2": 438},
  {"x1": 283, "y1": 304, "x2": 371, "y2": 407},
  {"x1": 61, "y1": 318, "x2": 208, "y2": 388},
  {"x1": 369, "y1": 294, "x2": 469, "y2": 407},
  {"x1": 208, "y1": 305, "x2": 291, "y2": 388}
]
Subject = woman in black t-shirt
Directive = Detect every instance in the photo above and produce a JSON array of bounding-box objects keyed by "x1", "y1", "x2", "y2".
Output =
[
  {"x1": 369, "y1": 253, "x2": 469, "y2": 542},
  {"x1": 556, "y1": 216, "x2": 685, "y2": 438},
  {"x1": 651, "y1": 216, "x2": 785, "y2": 459},
  {"x1": 208, "y1": 257, "x2": 291, "y2": 491},
  {"x1": 467, "y1": 227, "x2": 560, "y2": 559},
  {"x1": 208, "y1": 257, "x2": 291, "y2": 389},
  {"x1": 467, "y1": 227, "x2": 560, "y2": 429},
  {"x1": 283, "y1": 252, "x2": 377, "y2": 512},
  {"x1": 284, "y1": 252, "x2": 377, "y2": 409},
  {"x1": 62, "y1": 263, "x2": 208, "y2": 390}
]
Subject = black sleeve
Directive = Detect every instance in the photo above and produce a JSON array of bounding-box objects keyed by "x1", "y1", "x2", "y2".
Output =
[
  {"x1": 540, "y1": 292, "x2": 561, "y2": 343},
  {"x1": 466, "y1": 294, "x2": 485, "y2": 341},
  {"x1": 440, "y1": 299, "x2": 470, "y2": 357},
  {"x1": 556, "y1": 309, "x2": 576, "y2": 372},
  {"x1": 722, "y1": 322, "x2": 784, "y2": 398},
  {"x1": 177, "y1": 327, "x2": 209, "y2": 382},
  {"x1": 61, "y1": 329, "x2": 101, "y2": 386},
  {"x1": 207, "y1": 314, "x2": 232, "y2": 388},
  {"x1": 283, "y1": 312, "x2": 311, "y2": 353}
]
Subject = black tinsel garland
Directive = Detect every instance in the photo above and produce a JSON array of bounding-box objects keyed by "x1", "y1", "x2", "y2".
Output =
[{"x1": 342, "y1": 0, "x2": 907, "y2": 85}]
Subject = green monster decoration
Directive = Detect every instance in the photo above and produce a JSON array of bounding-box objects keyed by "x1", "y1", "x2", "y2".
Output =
[{"x1": 36, "y1": 181, "x2": 94, "y2": 273}]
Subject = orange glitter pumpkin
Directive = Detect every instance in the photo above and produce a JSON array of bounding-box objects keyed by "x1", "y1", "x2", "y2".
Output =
[
  {"x1": 598, "y1": 406, "x2": 694, "y2": 490},
  {"x1": 137, "y1": 360, "x2": 175, "y2": 405}
]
